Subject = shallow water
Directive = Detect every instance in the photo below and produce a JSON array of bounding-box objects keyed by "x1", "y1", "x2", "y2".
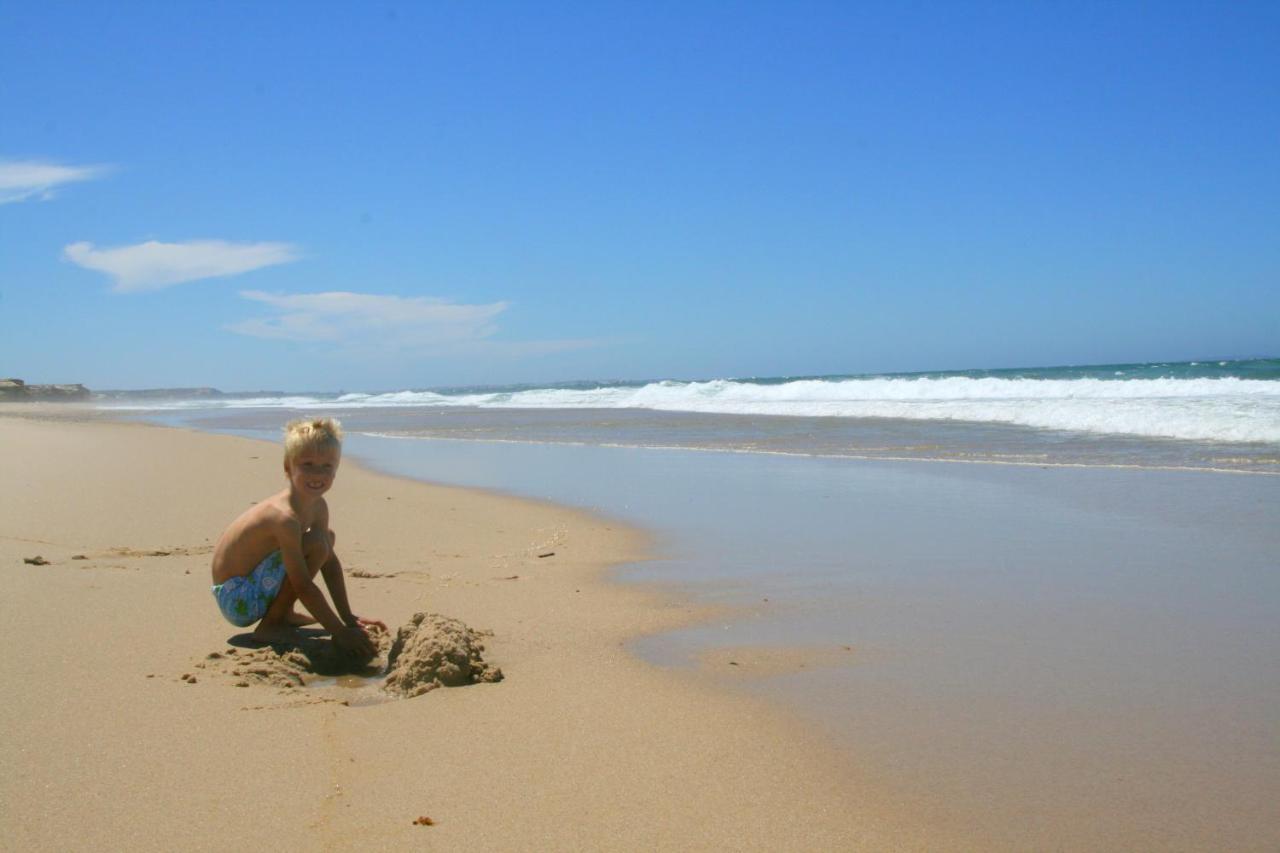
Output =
[
  {"x1": 305, "y1": 673, "x2": 394, "y2": 707},
  {"x1": 347, "y1": 435, "x2": 1280, "y2": 849},
  {"x1": 171, "y1": 404, "x2": 1280, "y2": 472}
]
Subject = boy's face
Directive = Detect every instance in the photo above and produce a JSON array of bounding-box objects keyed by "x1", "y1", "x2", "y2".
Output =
[{"x1": 285, "y1": 445, "x2": 340, "y2": 498}]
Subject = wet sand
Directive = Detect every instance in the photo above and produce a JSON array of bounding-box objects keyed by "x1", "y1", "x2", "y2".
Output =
[
  {"x1": 330, "y1": 429, "x2": 1280, "y2": 851},
  {"x1": 0, "y1": 410, "x2": 937, "y2": 851}
]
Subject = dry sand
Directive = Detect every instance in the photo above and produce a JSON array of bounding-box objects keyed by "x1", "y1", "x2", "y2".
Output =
[{"x1": 0, "y1": 410, "x2": 949, "y2": 851}]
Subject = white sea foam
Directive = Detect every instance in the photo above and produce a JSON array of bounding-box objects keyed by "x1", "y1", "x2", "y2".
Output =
[{"x1": 102, "y1": 377, "x2": 1280, "y2": 444}]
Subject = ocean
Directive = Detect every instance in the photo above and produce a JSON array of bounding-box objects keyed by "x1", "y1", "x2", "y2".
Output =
[
  {"x1": 106, "y1": 358, "x2": 1280, "y2": 473},
  {"x1": 115, "y1": 356, "x2": 1280, "y2": 846}
]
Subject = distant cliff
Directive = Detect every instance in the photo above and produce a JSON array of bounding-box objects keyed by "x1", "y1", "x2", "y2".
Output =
[
  {"x1": 93, "y1": 387, "x2": 224, "y2": 400},
  {"x1": 0, "y1": 378, "x2": 91, "y2": 402},
  {"x1": 2, "y1": 381, "x2": 298, "y2": 403}
]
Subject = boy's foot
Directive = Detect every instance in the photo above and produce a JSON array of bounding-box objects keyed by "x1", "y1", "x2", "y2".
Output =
[
  {"x1": 285, "y1": 610, "x2": 317, "y2": 627},
  {"x1": 250, "y1": 622, "x2": 298, "y2": 644}
]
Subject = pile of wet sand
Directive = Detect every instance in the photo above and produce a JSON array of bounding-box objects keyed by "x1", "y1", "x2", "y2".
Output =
[
  {"x1": 200, "y1": 612, "x2": 501, "y2": 698},
  {"x1": 384, "y1": 612, "x2": 503, "y2": 697}
]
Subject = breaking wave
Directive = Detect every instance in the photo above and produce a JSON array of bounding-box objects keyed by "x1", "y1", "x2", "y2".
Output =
[{"x1": 103, "y1": 374, "x2": 1280, "y2": 444}]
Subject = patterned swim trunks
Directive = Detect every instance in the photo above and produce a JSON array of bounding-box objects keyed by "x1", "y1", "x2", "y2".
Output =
[{"x1": 212, "y1": 551, "x2": 286, "y2": 627}]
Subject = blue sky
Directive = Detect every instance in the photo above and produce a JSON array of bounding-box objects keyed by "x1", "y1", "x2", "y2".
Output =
[{"x1": 2, "y1": 2, "x2": 1277, "y2": 391}]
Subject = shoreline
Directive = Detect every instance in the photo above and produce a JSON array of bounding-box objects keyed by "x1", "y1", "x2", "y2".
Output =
[
  {"x1": 356, "y1": 429, "x2": 1280, "y2": 477},
  {"x1": 0, "y1": 410, "x2": 945, "y2": 850},
  {"x1": 334, "y1": 420, "x2": 1280, "y2": 851}
]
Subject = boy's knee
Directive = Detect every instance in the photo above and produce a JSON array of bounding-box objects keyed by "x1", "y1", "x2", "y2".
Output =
[{"x1": 303, "y1": 528, "x2": 333, "y2": 565}]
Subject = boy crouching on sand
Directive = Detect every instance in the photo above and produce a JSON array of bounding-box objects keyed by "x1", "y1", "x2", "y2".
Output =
[{"x1": 211, "y1": 418, "x2": 383, "y2": 658}]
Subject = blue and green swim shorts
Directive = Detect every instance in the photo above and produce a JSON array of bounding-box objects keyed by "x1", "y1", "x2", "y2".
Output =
[{"x1": 212, "y1": 551, "x2": 286, "y2": 627}]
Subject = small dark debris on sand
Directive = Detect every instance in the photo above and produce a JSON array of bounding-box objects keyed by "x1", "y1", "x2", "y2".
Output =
[
  {"x1": 71, "y1": 554, "x2": 88, "y2": 560},
  {"x1": 350, "y1": 569, "x2": 397, "y2": 579},
  {"x1": 536, "y1": 551, "x2": 555, "y2": 558},
  {"x1": 23, "y1": 556, "x2": 50, "y2": 566},
  {"x1": 413, "y1": 816, "x2": 436, "y2": 826}
]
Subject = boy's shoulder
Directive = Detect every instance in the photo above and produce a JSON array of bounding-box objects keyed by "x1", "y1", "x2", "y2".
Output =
[
  {"x1": 253, "y1": 490, "x2": 328, "y2": 530},
  {"x1": 247, "y1": 491, "x2": 302, "y2": 528}
]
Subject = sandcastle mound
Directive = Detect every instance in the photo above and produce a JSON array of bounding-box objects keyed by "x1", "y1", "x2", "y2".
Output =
[
  {"x1": 383, "y1": 612, "x2": 503, "y2": 697},
  {"x1": 198, "y1": 612, "x2": 501, "y2": 699}
]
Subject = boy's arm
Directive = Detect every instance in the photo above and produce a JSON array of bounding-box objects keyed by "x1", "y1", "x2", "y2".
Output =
[
  {"x1": 275, "y1": 518, "x2": 345, "y2": 634},
  {"x1": 313, "y1": 505, "x2": 385, "y2": 632},
  {"x1": 321, "y1": 551, "x2": 363, "y2": 625}
]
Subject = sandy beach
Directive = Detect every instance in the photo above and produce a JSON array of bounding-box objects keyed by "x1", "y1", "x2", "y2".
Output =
[
  {"x1": 8, "y1": 2, "x2": 1277, "y2": 848},
  {"x1": 0, "y1": 410, "x2": 945, "y2": 851}
]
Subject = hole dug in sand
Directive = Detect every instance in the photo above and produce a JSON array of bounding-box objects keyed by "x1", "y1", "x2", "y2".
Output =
[{"x1": 200, "y1": 613, "x2": 502, "y2": 705}]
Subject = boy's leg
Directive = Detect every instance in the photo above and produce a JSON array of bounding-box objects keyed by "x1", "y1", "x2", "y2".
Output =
[
  {"x1": 253, "y1": 529, "x2": 332, "y2": 637},
  {"x1": 287, "y1": 530, "x2": 338, "y2": 624}
]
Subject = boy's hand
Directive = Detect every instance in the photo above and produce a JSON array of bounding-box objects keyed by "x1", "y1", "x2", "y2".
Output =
[
  {"x1": 350, "y1": 615, "x2": 387, "y2": 634},
  {"x1": 333, "y1": 624, "x2": 377, "y2": 660}
]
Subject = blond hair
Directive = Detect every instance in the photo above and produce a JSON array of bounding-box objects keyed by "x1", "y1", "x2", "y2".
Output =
[{"x1": 283, "y1": 417, "x2": 344, "y2": 463}]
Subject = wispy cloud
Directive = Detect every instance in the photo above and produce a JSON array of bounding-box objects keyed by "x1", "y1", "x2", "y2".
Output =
[
  {"x1": 230, "y1": 290, "x2": 508, "y2": 345},
  {"x1": 230, "y1": 289, "x2": 603, "y2": 357},
  {"x1": 0, "y1": 158, "x2": 112, "y2": 204},
  {"x1": 63, "y1": 239, "x2": 300, "y2": 292}
]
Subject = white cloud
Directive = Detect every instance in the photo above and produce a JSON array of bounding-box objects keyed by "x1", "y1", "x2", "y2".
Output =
[
  {"x1": 230, "y1": 290, "x2": 509, "y2": 346},
  {"x1": 63, "y1": 239, "x2": 300, "y2": 292},
  {"x1": 229, "y1": 289, "x2": 606, "y2": 358},
  {"x1": 0, "y1": 159, "x2": 111, "y2": 204}
]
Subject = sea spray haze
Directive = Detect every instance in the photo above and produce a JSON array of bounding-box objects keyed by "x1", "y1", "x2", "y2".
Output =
[{"x1": 104, "y1": 358, "x2": 1280, "y2": 473}]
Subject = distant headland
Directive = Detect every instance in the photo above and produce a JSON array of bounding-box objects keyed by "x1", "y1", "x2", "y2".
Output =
[
  {"x1": 0, "y1": 380, "x2": 262, "y2": 403},
  {"x1": 0, "y1": 378, "x2": 90, "y2": 402},
  {"x1": 0, "y1": 379, "x2": 300, "y2": 404}
]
